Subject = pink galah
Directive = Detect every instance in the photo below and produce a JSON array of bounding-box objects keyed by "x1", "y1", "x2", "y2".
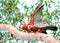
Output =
[{"x1": 21, "y1": 3, "x2": 57, "y2": 34}]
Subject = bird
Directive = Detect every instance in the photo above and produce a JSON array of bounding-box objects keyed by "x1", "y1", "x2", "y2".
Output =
[{"x1": 21, "y1": 3, "x2": 57, "y2": 34}]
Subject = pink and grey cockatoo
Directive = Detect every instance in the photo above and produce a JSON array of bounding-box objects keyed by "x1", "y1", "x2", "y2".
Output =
[{"x1": 21, "y1": 3, "x2": 57, "y2": 34}]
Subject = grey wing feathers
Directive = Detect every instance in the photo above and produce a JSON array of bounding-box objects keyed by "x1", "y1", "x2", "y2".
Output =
[
  {"x1": 34, "y1": 22, "x2": 49, "y2": 28},
  {"x1": 33, "y1": 3, "x2": 43, "y2": 24},
  {"x1": 33, "y1": 3, "x2": 57, "y2": 31}
]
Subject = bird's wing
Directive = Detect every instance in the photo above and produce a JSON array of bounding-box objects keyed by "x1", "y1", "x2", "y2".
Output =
[
  {"x1": 33, "y1": 3, "x2": 57, "y2": 30},
  {"x1": 29, "y1": 3, "x2": 57, "y2": 31},
  {"x1": 33, "y1": 3, "x2": 44, "y2": 26},
  {"x1": 29, "y1": 3, "x2": 43, "y2": 25},
  {"x1": 33, "y1": 3, "x2": 43, "y2": 24}
]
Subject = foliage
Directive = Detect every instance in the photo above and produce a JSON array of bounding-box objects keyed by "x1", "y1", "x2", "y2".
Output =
[{"x1": 0, "y1": 0, "x2": 60, "y2": 43}]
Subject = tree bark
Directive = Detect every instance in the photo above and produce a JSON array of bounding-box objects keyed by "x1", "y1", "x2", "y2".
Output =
[{"x1": 0, "y1": 24, "x2": 59, "y2": 43}]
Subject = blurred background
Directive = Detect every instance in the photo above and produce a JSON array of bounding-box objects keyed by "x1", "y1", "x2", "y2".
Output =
[{"x1": 0, "y1": 0, "x2": 60, "y2": 43}]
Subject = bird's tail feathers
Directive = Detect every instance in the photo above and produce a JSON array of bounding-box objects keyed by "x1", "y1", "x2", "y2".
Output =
[{"x1": 45, "y1": 26, "x2": 57, "y2": 31}]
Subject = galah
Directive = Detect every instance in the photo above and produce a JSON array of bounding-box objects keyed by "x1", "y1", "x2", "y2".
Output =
[{"x1": 21, "y1": 3, "x2": 57, "y2": 34}]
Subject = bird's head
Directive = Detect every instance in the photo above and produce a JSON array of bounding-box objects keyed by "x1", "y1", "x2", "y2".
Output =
[{"x1": 21, "y1": 24, "x2": 28, "y2": 30}]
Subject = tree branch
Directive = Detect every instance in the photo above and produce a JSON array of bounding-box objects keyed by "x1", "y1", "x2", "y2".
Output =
[{"x1": 0, "y1": 24, "x2": 59, "y2": 43}]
